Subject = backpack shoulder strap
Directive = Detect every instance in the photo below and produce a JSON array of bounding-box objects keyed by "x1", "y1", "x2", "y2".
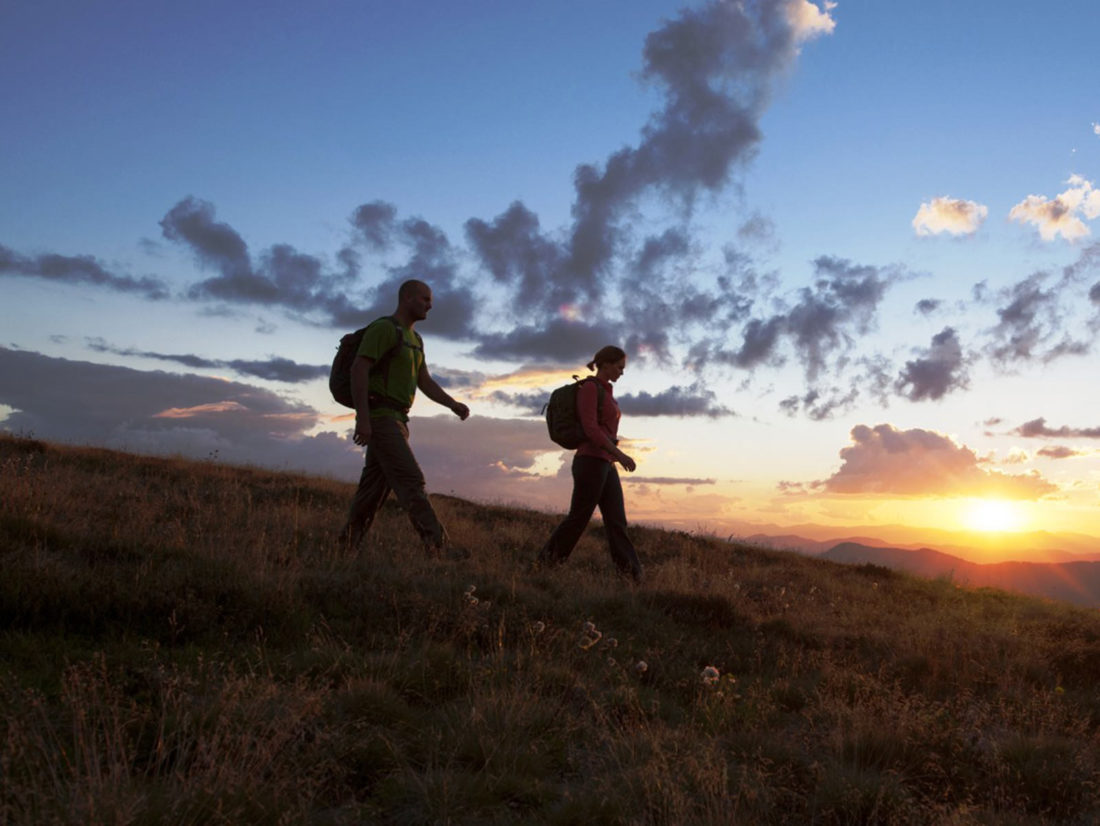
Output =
[{"x1": 580, "y1": 375, "x2": 604, "y2": 417}]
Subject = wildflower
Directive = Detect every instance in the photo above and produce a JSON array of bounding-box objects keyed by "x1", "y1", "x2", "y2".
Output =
[
  {"x1": 635, "y1": 661, "x2": 648, "y2": 675},
  {"x1": 532, "y1": 621, "x2": 546, "y2": 634},
  {"x1": 605, "y1": 637, "x2": 618, "y2": 648},
  {"x1": 607, "y1": 657, "x2": 618, "y2": 667},
  {"x1": 700, "y1": 665, "x2": 720, "y2": 685},
  {"x1": 579, "y1": 620, "x2": 602, "y2": 650},
  {"x1": 1055, "y1": 686, "x2": 1066, "y2": 695},
  {"x1": 463, "y1": 584, "x2": 479, "y2": 605}
]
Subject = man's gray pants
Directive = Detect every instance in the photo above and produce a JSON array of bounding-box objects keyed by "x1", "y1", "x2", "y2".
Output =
[{"x1": 340, "y1": 416, "x2": 447, "y2": 552}]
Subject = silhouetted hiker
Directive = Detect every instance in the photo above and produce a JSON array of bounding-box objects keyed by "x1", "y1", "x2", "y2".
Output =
[
  {"x1": 338, "y1": 279, "x2": 470, "y2": 556},
  {"x1": 537, "y1": 345, "x2": 643, "y2": 582}
]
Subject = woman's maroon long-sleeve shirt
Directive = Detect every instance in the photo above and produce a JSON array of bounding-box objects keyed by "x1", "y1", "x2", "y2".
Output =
[{"x1": 575, "y1": 376, "x2": 620, "y2": 462}]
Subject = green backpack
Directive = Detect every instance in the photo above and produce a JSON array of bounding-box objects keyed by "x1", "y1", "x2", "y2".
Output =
[{"x1": 544, "y1": 376, "x2": 604, "y2": 449}]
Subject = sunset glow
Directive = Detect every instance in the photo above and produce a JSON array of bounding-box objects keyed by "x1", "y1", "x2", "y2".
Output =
[{"x1": 961, "y1": 499, "x2": 1027, "y2": 534}]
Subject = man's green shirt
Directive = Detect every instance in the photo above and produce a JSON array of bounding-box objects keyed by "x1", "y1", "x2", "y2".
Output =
[{"x1": 356, "y1": 318, "x2": 424, "y2": 421}]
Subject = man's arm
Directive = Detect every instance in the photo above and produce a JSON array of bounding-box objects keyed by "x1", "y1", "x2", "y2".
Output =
[
  {"x1": 417, "y1": 363, "x2": 470, "y2": 420},
  {"x1": 351, "y1": 355, "x2": 375, "y2": 445}
]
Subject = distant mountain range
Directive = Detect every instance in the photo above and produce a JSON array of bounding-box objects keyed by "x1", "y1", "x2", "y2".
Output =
[
  {"x1": 812, "y1": 542, "x2": 1100, "y2": 608},
  {"x1": 741, "y1": 530, "x2": 1100, "y2": 565}
]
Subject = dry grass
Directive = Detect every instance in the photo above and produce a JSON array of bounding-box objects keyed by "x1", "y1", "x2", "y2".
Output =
[{"x1": 2, "y1": 433, "x2": 1099, "y2": 824}]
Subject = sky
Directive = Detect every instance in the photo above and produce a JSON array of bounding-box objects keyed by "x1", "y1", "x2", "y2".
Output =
[{"x1": 3, "y1": 0, "x2": 1100, "y2": 551}]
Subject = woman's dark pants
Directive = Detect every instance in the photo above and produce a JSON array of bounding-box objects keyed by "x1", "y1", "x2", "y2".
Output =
[{"x1": 539, "y1": 454, "x2": 642, "y2": 581}]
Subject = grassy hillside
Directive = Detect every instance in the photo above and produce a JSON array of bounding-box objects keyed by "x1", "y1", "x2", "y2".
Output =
[{"x1": 2, "y1": 433, "x2": 1099, "y2": 825}]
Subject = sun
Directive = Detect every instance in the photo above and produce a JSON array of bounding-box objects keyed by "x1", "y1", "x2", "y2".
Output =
[{"x1": 962, "y1": 499, "x2": 1026, "y2": 533}]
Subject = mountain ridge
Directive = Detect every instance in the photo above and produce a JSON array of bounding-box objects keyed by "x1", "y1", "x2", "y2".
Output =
[{"x1": 819, "y1": 541, "x2": 1100, "y2": 607}]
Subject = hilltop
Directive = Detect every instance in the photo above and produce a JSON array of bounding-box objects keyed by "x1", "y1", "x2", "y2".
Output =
[{"x1": 2, "y1": 433, "x2": 1099, "y2": 824}]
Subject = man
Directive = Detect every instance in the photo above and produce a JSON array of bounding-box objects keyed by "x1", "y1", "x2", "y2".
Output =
[{"x1": 338, "y1": 279, "x2": 470, "y2": 555}]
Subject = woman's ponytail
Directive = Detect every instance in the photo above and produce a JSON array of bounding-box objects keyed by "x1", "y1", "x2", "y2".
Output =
[{"x1": 588, "y1": 345, "x2": 626, "y2": 371}]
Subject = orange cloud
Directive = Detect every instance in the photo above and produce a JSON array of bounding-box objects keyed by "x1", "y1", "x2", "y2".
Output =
[
  {"x1": 912, "y1": 196, "x2": 988, "y2": 237},
  {"x1": 154, "y1": 401, "x2": 247, "y2": 418},
  {"x1": 1009, "y1": 175, "x2": 1100, "y2": 241},
  {"x1": 816, "y1": 423, "x2": 1057, "y2": 500}
]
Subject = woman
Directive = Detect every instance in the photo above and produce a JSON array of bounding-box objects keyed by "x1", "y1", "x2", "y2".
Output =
[{"x1": 538, "y1": 345, "x2": 643, "y2": 582}]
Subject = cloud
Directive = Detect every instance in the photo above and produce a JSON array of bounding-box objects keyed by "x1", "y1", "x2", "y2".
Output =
[
  {"x1": 487, "y1": 381, "x2": 734, "y2": 419},
  {"x1": 464, "y1": 0, "x2": 836, "y2": 362},
  {"x1": 0, "y1": 346, "x2": 356, "y2": 474},
  {"x1": 915, "y1": 298, "x2": 942, "y2": 316},
  {"x1": 160, "y1": 196, "x2": 477, "y2": 336},
  {"x1": 622, "y1": 476, "x2": 717, "y2": 486},
  {"x1": 785, "y1": 0, "x2": 837, "y2": 42},
  {"x1": 86, "y1": 338, "x2": 328, "y2": 383},
  {"x1": 618, "y1": 383, "x2": 734, "y2": 417},
  {"x1": 912, "y1": 196, "x2": 988, "y2": 237},
  {"x1": 1014, "y1": 418, "x2": 1100, "y2": 439},
  {"x1": 778, "y1": 385, "x2": 859, "y2": 421},
  {"x1": 895, "y1": 327, "x2": 969, "y2": 401},
  {"x1": 1009, "y1": 175, "x2": 1100, "y2": 242},
  {"x1": 0, "y1": 243, "x2": 169, "y2": 299},
  {"x1": 691, "y1": 256, "x2": 903, "y2": 389},
  {"x1": 1037, "y1": 445, "x2": 1084, "y2": 459},
  {"x1": 980, "y1": 245, "x2": 1100, "y2": 367},
  {"x1": 1093, "y1": 122, "x2": 1100, "y2": 137},
  {"x1": 815, "y1": 423, "x2": 1057, "y2": 499}
]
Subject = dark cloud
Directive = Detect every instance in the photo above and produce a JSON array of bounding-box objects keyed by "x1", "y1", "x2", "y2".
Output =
[
  {"x1": 487, "y1": 391, "x2": 548, "y2": 415},
  {"x1": 349, "y1": 201, "x2": 399, "y2": 250},
  {"x1": 895, "y1": 327, "x2": 969, "y2": 401},
  {"x1": 985, "y1": 271, "x2": 1068, "y2": 365},
  {"x1": 0, "y1": 346, "x2": 346, "y2": 472},
  {"x1": 488, "y1": 380, "x2": 733, "y2": 419},
  {"x1": 430, "y1": 367, "x2": 490, "y2": 390},
  {"x1": 778, "y1": 386, "x2": 860, "y2": 421},
  {"x1": 1037, "y1": 446, "x2": 1083, "y2": 459},
  {"x1": 463, "y1": 0, "x2": 825, "y2": 362},
  {"x1": 816, "y1": 423, "x2": 1058, "y2": 500},
  {"x1": 692, "y1": 256, "x2": 903, "y2": 393},
  {"x1": 0, "y1": 243, "x2": 169, "y2": 299},
  {"x1": 473, "y1": 319, "x2": 614, "y2": 363},
  {"x1": 622, "y1": 476, "x2": 716, "y2": 486},
  {"x1": 618, "y1": 383, "x2": 733, "y2": 418},
  {"x1": 86, "y1": 338, "x2": 328, "y2": 383},
  {"x1": 981, "y1": 243, "x2": 1100, "y2": 367},
  {"x1": 464, "y1": 202, "x2": 567, "y2": 316},
  {"x1": 915, "y1": 298, "x2": 941, "y2": 315},
  {"x1": 1015, "y1": 418, "x2": 1100, "y2": 439},
  {"x1": 160, "y1": 196, "x2": 476, "y2": 336},
  {"x1": 737, "y1": 214, "x2": 777, "y2": 245}
]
